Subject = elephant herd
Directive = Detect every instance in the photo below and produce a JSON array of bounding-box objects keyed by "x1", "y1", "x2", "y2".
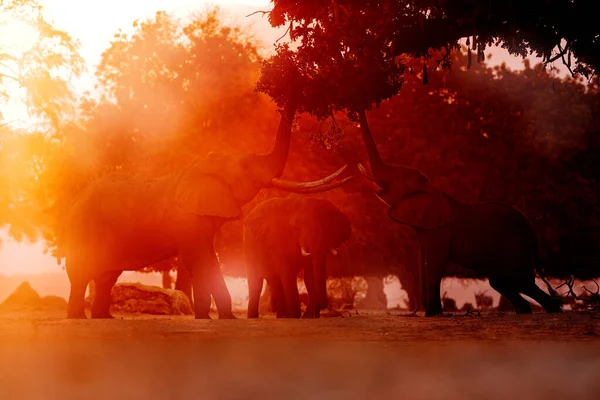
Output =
[{"x1": 59, "y1": 105, "x2": 563, "y2": 320}]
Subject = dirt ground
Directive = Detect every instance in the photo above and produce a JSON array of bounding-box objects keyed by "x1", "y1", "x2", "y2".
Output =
[{"x1": 1, "y1": 309, "x2": 599, "y2": 400}]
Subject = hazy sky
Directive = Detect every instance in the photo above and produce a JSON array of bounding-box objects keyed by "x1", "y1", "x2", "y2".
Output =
[{"x1": 0, "y1": 0, "x2": 555, "y2": 276}]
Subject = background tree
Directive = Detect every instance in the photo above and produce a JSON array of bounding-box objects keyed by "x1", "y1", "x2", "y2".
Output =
[
  {"x1": 0, "y1": 0, "x2": 83, "y2": 249},
  {"x1": 1, "y1": 0, "x2": 84, "y2": 128}
]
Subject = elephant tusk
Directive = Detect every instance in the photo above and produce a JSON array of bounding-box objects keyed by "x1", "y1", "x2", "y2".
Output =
[
  {"x1": 357, "y1": 163, "x2": 377, "y2": 181},
  {"x1": 374, "y1": 192, "x2": 391, "y2": 206},
  {"x1": 301, "y1": 247, "x2": 311, "y2": 256},
  {"x1": 289, "y1": 175, "x2": 354, "y2": 194},
  {"x1": 329, "y1": 248, "x2": 338, "y2": 256},
  {"x1": 271, "y1": 165, "x2": 347, "y2": 190}
]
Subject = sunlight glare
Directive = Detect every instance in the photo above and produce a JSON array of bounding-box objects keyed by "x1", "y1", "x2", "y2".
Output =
[
  {"x1": 0, "y1": 18, "x2": 39, "y2": 125},
  {"x1": 0, "y1": 19, "x2": 39, "y2": 55}
]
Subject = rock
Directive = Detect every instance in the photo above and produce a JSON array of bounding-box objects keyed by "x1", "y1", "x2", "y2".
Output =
[
  {"x1": 108, "y1": 283, "x2": 193, "y2": 315},
  {"x1": 1, "y1": 281, "x2": 41, "y2": 307},
  {"x1": 40, "y1": 295, "x2": 68, "y2": 310}
]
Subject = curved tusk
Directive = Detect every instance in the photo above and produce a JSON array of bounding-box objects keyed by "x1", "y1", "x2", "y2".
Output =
[
  {"x1": 301, "y1": 247, "x2": 311, "y2": 256},
  {"x1": 288, "y1": 175, "x2": 354, "y2": 194},
  {"x1": 329, "y1": 248, "x2": 338, "y2": 256},
  {"x1": 271, "y1": 165, "x2": 347, "y2": 190},
  {"x1": 374, "y1": 192, "x2": 390, "y2": 206},
  {"x1": 357, "y1": 163, "x2": 377, "y2": 181}
]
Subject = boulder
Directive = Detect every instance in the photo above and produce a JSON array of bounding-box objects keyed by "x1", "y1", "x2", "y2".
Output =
[
  {"x1": 107, "y1": 283, "x2": 193, "y2": 315},
  {"x1": 40, "y1": 295, "x2": 68, "y2": 310}
]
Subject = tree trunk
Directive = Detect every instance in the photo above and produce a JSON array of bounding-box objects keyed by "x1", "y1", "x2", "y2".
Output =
[
  {"x1": 358, "y1": 275, "x2": 388, "y2": 310},
  {"x1": 175, "y1": 267, "x2": 193, "y2": 306}
]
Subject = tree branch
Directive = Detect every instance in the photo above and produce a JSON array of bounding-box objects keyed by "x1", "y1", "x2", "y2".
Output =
[
  {"x1": 0, "y1": 71, "x2": 19, "y2": 82},
  {"x1": 275, "y1": 22, "x2": 291, "y2": 43},
  {"x1": 245, "y1": 10, "x2": 271, "y2": 18}
]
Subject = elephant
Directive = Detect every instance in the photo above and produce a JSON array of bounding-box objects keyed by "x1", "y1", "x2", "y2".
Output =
[
  {"x1": 59, "y1": 103, "x2": 353, "y2": 319},
  {"x1": 244, "y1": 196, "x2": 352, "y2": 318},
  {"x1": 355, "y1": 110, "x2": 562, "y2": 317}
]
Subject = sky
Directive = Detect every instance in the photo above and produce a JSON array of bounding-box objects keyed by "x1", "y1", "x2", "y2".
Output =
[{"x1": 0, "y1": 0, "x2": 562, "y2": 276}]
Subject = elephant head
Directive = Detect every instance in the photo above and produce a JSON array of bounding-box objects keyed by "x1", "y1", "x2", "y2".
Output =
[
  {"x1": 355, "y1": 110, "x2": 450, "y2": 230},
  {"x1": 169, "y1": 103, "x2": 354, "y2": 221},
  {"x1": 290, "y1": 197, "x2": 352, "y2": 309}
]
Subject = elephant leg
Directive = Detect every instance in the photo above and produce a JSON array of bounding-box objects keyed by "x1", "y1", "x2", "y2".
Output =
[
  {"x1": 403, "y1": 271, "x2": 422, "y2": 312},
  {"x1": 518, "y1": 281, "x2": 563, "y2": 314},
  {"x1": 423, "y1": 265, "x2": 444, "y2": 317},
  {"x1": 175, "y1": 266, "x2": 193, "y2": 306},
  {"x1": 266, "y1": 283, "x2": 278, "y2": 313},
  {"x1": 418, "y1": 229, "x2": 449, "y2": 317},
  {"x1": 268, "y1": 277, "x2": 287, "y2": 318},
  {"x1": 421, "y1": 251, "x2": 445, "y2": 317},
  {"x1": 489, "y1": 277, "x2": 532, "y2": 314},
  {"x1": 302, "y1": 266, "x2": 319, "y2": 319},
  {"x1": 247, "y1": 271, "x2": 263, "y2": 319},
  {"x1": 66, "y1": 264, "x2": 90, "y2": 319},
  {"x1": 177, "y1": 216, "x2": 235, "y2": 320},
  {"x1": 91, "y1": 270, "x2": 121, "y2": 319},
  {"x1": 179, "y1": 250, "x2": 232, "y2": 320},
  {"x1": 206, "y1": 258, "x2": 236, "y2": 319},
  {"x1": 281, "y1": 272, "x2": 301, "y2": 318}
]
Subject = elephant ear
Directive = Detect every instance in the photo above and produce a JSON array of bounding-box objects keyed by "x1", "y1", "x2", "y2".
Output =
[
  {"x1": 173, "y1": 174, "x2": 241, "y2": 218},
  {"x1": 387, "y1": 190, "x2": 450, "y2": 230}
]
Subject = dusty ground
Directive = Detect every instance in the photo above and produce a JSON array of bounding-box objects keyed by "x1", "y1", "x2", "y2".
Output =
[{"x1": 1, "y1": 309, "x2": 599, "y2": 400}]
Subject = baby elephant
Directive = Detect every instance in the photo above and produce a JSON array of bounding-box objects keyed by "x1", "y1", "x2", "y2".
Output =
[{"x1": 244, "y1": 196, "x2": 351, "y2": 318}]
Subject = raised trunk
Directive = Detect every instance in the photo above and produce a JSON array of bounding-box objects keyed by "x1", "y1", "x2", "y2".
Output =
[
  {"x1": 357, "y1": 109, "x2": 389, "y2": 176},
  {"x1": 263, "y1": 102, "x2": 297, "y2": 178},
  {"x1": 262, "y1": 102, "x2": 353, "y2": 193}
]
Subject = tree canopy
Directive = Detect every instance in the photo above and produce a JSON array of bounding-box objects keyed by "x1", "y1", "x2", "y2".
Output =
[
  {"x1": 257, "y1": 0, "x2": 600, "y2": 117},
  {"x1": 0, "y1": 0, "x2": 82, "y2": 245},
  {"x1": 0, "y1": 0, "x2": 84, "y2": 129}
]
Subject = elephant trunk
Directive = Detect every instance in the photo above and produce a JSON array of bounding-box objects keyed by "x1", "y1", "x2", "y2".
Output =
[
  {"x1": 262, "y1": 100, "x2": 354, "y2": 193},
  {"x1": 263, "y1": 101, "x2": 297, "y2": 178},
  {"x1": 357, "y1": 109, "x2": 392, "y2": 179}
]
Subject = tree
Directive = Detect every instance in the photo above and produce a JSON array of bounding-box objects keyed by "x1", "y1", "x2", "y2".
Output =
[
  {"x1": 0, "y1": 0, "x2": 83, "y2": 249},
  {"x1": 255, "y1": 1, "x2": 600, "y2": 160},
  {"x1": 0, "y1": 0, "x2": 84, "y2": 129}
]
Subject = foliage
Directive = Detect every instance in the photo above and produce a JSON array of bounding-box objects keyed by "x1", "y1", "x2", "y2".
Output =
[
  {"x1": 257, "y1": 0, "x2": 600, "y2": 118},
  {"x1": 0, "y1": 0, "x2": 83, "y2": 248},
  {"x1": 0, "y1": 0, "x2": 84, "y2": 129}
]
